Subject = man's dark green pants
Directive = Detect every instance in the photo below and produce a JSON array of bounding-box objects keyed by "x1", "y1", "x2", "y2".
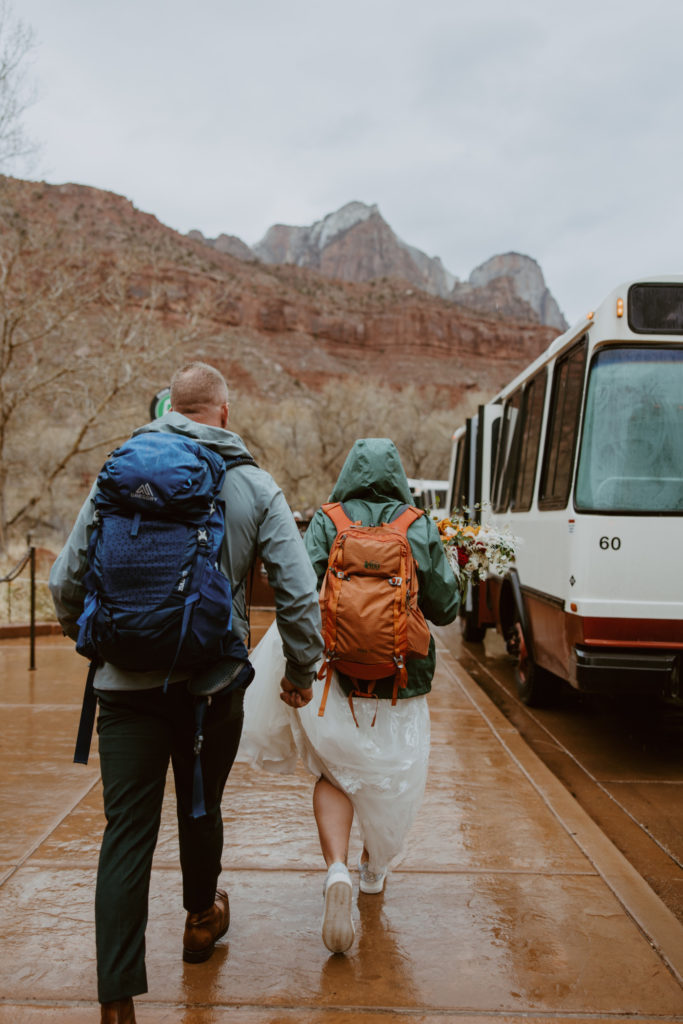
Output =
[{"x1": 94, "y1": 681, "x2": 245, "y2": 1003}]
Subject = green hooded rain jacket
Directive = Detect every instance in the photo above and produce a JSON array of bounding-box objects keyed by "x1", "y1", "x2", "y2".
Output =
[{"x1": 304, "y1": 438, "x2": 460, "y2": 699}]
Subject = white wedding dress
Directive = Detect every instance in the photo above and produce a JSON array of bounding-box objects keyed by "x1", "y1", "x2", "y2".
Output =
[{"x1": 236, "y1": 620, "x2": 430, "y2": 871}]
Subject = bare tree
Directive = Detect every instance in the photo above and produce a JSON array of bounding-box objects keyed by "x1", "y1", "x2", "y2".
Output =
[
  {"x1": 0, "y1": 190, "x2": 200, "y2": 549},
  {"x1": 233, "y1": 377, "x2": 458, "y2": 512},
  {"x1": 0, "y1": 0, "x2": 37, "y2": 171}
]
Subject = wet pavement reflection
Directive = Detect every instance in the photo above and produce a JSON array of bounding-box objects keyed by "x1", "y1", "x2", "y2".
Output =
[
  {"x1": 447, "y1": 618, "x2": 683, "y2": 926},
  {"x1": 1, "y1": 629, "x2": 682, "y2": 1021}
]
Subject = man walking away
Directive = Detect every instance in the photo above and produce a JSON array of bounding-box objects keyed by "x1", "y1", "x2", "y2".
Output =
[{"x1": 50, "y1": 362, "x2": 323, "y2": 1023}]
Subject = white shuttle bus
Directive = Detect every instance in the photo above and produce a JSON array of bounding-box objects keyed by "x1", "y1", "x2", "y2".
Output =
[
  {"x1": 447, "y1": 276, "x2": 683, "y2": 706},
  {"x1": 408, "y1": 478, "x2": 449, "y2": 512}
]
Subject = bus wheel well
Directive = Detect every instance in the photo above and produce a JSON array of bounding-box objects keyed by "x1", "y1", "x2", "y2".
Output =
[{"x1": 498, "y1": 580, "x2": 518, "y2": 650}]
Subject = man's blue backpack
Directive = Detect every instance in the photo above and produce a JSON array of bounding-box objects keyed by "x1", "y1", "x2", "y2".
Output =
[
  {"x1": 76, "y1": 431, "x2": 248, "y2": 675},
  {"x1": 73, "y1": 432, "x2": 255, "y2": 816}
]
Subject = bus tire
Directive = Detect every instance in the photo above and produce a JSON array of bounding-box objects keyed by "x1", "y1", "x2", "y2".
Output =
[
  {"x1": 513, "y1": 620, "x2": 556, "y2": 707},
  {"x1": 462, "y1": 612, "x2": 486, "y2": 643}
]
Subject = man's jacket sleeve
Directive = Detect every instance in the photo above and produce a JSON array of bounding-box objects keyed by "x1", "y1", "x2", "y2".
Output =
[
  {"x1": 48, "y1": 486, "x2": 97, "y2": 641},
  {"x1": 256, "y1": 490, "x2": 323, "y2": 689}
]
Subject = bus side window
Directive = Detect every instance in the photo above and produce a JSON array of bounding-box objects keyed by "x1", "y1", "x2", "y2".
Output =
[
  {"x1": 493, "y1": 390, "x2": 523, "y2": 512},
  {"x1": 451, "y1": 438, "x2": 467, "y2": 512},
  {"x1": 539, "y1": 338, "x2": 588, "y2": 510},
  {"x1": 511, "y1": 370, "x2": 547, "y2": 512},
  {"x1": 490, "y1": 407, "x2": 507, "y2": 510},
  {"x1": 489, "y1": 417, "x2": 501, "y2": 496}
]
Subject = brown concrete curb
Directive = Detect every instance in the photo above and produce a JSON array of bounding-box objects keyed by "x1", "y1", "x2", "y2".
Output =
[
  {"x1": 0, "y1": 622, "x2": 62, "y2": 639},
  {"x1": 435, "y1": 634, "x2": 683, "y2": 987}
]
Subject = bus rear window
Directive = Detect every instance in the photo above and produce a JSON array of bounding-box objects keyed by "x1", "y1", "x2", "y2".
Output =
[
  {"x1": 575, "y1": 346, "x2": 683, "y2": 513},
  {"x1": 629, "y1": 283, "x2": 683, "y2": 333}
]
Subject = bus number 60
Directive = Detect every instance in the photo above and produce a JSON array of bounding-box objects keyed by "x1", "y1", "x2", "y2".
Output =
[{"x1": 599, "y1": 536, "x2": 622, "y2": 550}]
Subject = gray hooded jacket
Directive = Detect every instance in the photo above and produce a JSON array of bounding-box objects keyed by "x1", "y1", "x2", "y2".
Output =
[{"x1": 49, "y1": 412, "x2": 323, "y2": 691}]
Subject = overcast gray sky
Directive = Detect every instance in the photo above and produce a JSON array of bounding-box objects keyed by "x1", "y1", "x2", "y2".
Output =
[{"x1": 17, "y1": 0, "x2": 683, "y2": 324}]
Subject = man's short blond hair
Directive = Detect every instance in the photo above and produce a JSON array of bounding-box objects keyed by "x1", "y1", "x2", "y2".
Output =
[{"x1": 170, "y1": 362, "x2": 229, "y2": 416}]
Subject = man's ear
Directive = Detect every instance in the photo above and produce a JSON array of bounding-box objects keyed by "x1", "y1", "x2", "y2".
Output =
[{"x1": 221, "y1": 403, "x2": 229, "y2": 429}]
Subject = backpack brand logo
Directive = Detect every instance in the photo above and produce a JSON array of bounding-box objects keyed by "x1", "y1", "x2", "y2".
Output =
[
  {"x1": 132, "y1": 482, "x2": 157, "y2": 502},
  {"x1": 364, "y1": 560, "x2": 380, "y2": 570}
]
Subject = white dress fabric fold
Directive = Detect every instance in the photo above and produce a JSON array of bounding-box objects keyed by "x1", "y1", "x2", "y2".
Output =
[{"x1": 237, "y1": 620, "x2": 430, "y2": 871}]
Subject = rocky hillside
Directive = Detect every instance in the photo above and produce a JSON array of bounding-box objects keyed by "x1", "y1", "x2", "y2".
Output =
[
  {"x1": 0, "y1": 175, "x2": 561, "y2": 543},
  {"x1": 191, "y1": 201, "x2": 568, "y2": 330},
  {"x1": 2, "y1": 177, "x2": 559, "y2": 405}
]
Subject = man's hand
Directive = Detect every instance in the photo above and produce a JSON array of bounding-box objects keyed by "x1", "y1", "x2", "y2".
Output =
[{"x1": 279, "y1": 676, "x2": 314, "y2": 709}]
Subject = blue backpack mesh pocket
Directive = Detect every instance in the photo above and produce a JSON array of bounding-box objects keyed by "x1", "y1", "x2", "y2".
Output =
[{"x1": 96, "y1": 516, "x2": 191, "y2": 608}]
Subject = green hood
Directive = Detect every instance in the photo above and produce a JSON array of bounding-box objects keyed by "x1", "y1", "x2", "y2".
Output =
[{"x1": 328, "y1": 438, "x2": 413, "y2": 505}]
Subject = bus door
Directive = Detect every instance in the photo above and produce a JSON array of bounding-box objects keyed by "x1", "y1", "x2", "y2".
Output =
[
  {"x1": 476, "y1": 403, "x2": 502, "y2": 522},
  {"x1": 460, "y1": 405, "x2": 501, "y2": 638}
]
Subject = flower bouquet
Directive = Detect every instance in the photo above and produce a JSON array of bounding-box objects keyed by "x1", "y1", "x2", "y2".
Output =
[{"x1": 434, "y1": 512, "x2": 520, "y2": 598}]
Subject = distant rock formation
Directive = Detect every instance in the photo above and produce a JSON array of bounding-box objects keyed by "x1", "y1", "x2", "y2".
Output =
[
  {"x1": 253, "y1": 201, "x2": 455, "y2": 299},
  {"x1": 189, "y1": 204, "x2": 567, "y2": 329},
  {"x1": 187, "y1": 229, "x2": 255, "y2": 262},
  {"x1": 453, "y1": 253, "x2": 568, "y2": 331}
]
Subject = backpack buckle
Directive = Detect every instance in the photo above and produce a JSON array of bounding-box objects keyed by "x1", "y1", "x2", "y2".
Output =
[{"x1": 388, "y1": 576, "x2": 403, "y2": 587}]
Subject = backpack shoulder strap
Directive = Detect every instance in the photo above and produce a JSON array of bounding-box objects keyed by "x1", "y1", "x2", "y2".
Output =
[
  {"x1": 73, "y1": 659, "x2": 99, "y2": 764},
  {"x1": 388, "y1": 505, "x2": 424, "y2": 536},
  {"x1": 321, "y1": 501, "x2": 354, "y2": 533},
  {"x1": 224, "y1": 455, "x2": 258, "y2": 471}
]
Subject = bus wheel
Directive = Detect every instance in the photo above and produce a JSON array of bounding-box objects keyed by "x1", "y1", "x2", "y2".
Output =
[
  {"x1": 462, "y1": 611, "x2": 486, "y2": 643},
  {"x1": 513, "y1": 622, "x2": 555, "y2": 706}
]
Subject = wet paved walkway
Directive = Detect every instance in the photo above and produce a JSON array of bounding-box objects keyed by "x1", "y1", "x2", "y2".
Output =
[{"x1": 1, "y1": 621, "x2": 683, "y2": 1022}]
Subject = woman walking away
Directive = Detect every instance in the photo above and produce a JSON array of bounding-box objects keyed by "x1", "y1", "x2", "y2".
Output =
[{"x1": 241, "y1": 438, "x2": 460, "y2": 954}]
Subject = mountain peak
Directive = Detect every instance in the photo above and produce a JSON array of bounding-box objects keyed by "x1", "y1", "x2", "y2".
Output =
[
  {"x1": 190, "y1": 204, "x2": 566, "y2": 328},
  {"x1": 253, "y1": 201, "x2": 381, "y2": 263},
  {"x1": 251, "y1": 202, "x2": 455, "y2": 297},
  {"x1": 466, "y1": 252, "x2": 567, "y2": 330},
  {"x1": 308, "y1": 200, "x2": 379, "y2": 249}
]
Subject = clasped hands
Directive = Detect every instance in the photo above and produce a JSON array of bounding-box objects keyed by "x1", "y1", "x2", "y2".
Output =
[{"x1": 279, "y1": 676, "x2": 314, "y2": 709}]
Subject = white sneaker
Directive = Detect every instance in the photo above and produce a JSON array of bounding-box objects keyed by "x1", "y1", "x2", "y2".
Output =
[
  {"x1": 358, "y1": 855, "x2": 387, "y2": 894},
  {"x1": 321, "y1": 862, "x2": 355, "y2": 953}
]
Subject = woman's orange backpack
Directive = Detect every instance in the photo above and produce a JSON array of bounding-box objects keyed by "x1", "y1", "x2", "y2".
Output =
[{"x1": 316, "y1": 502, "x2": 431, "y2": 724}]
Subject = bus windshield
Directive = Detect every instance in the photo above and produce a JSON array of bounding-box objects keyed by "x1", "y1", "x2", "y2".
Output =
[{"x1": 575, "y1": 346, "x2": 683, "y2": 513}]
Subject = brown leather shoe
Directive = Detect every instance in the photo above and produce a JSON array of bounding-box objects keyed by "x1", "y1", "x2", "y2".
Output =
[
  {"x1": 100, "y1": 997, "x2": 136, "y2": 1023},
  {"x1": 183, "y1": 888, "x2": 230, "y2": 963}
]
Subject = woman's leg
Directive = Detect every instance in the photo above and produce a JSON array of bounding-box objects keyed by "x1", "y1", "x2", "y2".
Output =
[
  {"x1": 314, "y1": 776, "x2": 356, "y2": 952},
  {"x1": 313, "y1": 775, "x2": 354, "y2": 866}
]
